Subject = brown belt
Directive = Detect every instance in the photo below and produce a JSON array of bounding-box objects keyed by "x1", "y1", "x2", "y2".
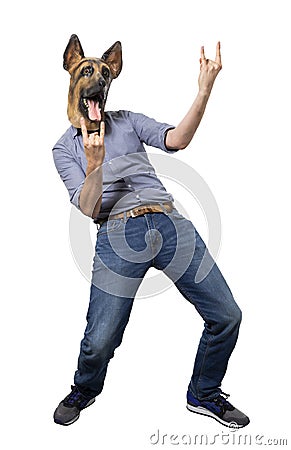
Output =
[{"x1": 95, "y1": 202, "x2": 174, "y2": 225}]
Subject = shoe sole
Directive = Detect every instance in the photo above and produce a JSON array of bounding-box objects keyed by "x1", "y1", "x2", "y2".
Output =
[
  {"x1": 186, "y1": 403, "x2": 250, "y2": 429},
  {"x1": 54, "y1": 398, "x2": 96, "y2": 426}
]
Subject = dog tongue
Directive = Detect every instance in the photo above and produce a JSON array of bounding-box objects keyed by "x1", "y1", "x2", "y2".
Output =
[{"x1": 88, "y1": 100, "x2": 101, "y2": 121}]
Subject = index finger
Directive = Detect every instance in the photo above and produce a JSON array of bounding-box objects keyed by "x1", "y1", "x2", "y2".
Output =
[
  {"x1": 200, "y1": 45, "x2": 206, "y2": 61},
  {"x1": 99, "y1": 121, "x2": 105, "y2": 142},
  {"x1": 215, "y1": 41, "x2": 222, "y2": 65},
  {"x1": 80, "y1": 116, "x2": 88, "y2": 141}
]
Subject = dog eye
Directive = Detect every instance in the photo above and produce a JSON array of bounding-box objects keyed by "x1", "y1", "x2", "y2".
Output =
[
  {"x1": 81, "y1": 66, "x2": 93, "y2": 77},
  {"x1": 102, "y1": 67, "x2": 110, "y2": 78}
]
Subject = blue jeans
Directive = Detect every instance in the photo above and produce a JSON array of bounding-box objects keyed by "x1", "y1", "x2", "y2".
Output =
[{"x1": 74, "y1": 209, "x2": 242, "y2": 400}]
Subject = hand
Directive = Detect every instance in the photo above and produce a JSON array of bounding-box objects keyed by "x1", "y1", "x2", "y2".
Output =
[
  {"x1": 198, "y1": 42, "x2": 222, "y2": 94},
  {"x1": 80, "y1": 117, "x2": 105, "y2": 175}
]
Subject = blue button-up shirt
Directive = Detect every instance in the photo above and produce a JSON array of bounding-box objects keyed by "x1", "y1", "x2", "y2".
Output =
[{"x1": 53, "y1": 110, "x2": 178, "y2": 219}]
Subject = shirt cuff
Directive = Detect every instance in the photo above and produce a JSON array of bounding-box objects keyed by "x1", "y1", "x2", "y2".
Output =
[
  {"x1": 162, "y1": 127, "x2": 179, "y2": 153},
  {"x1": 70, "y1": 181, "x2": 84, "y2": 210}
]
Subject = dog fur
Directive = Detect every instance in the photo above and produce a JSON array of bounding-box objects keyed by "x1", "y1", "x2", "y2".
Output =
[{"x1": 63, "y1": 34, "x2": 122, "y2": 131}]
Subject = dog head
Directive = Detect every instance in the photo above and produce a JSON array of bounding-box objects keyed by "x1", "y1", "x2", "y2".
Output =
[{"x1": 63, "y1": 34, "x2": 122, "y2": 131}]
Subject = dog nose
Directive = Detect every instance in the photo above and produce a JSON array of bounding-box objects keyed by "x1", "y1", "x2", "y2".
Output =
[{"x1": 99, "y1": 78, "x2": 106, "y2": 88}]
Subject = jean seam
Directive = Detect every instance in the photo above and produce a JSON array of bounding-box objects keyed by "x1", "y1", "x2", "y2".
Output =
[
  {"x1": 97, "y1": 219, "x2": 124, "y2": 236},
  {"x1": 196, "y1": 333, "x2": 214, "y2": 400},
  {"x1": 151, "y1": 214, "x2": 158, "y2": 266},
  {"x1": 152, "y1": 212, "x2": 169, "y2": 266},
  {"x1": 172, "y1": 280, "x2": 215, "y2": 400},
  {"x1": 144, "y1": 214, "x2": 156, "y2": 265}
]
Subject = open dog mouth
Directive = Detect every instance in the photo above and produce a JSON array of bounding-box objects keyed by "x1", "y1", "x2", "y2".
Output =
[{"x1": 81, "y1": 93, "x2": 104, "y2": 121}]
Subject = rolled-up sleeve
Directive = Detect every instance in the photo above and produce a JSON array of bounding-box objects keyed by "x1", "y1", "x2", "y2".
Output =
[
  {"x1": 52, "y1": 143, "x2": 85, "y2": 209},
  {"x1": 125, "y1": 111, "x2": 179, "y2": 154}
]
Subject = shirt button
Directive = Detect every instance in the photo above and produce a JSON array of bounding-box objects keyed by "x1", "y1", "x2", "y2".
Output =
[
  {"x1": 108, "y1": 161, "x2": 112, "y2": 165},
  {"x1": 136, "y1": 194, "x2": 140, "y2": 199},
  {"x1": 127, "y1": 184, "x2": 132, "y2": 188}
]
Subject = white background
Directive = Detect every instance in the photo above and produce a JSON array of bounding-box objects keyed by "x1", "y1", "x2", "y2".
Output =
[{"x1": 1, "y1": 0, "x2": 290, "y2": 448}]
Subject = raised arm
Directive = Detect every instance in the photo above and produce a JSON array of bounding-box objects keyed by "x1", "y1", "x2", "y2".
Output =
[
  {"x1": 166, "y1": 42, "x2": 222, "y2": 150},
  {"x1": 79, "y1": 118, "x2": 105, "y2": 218}
]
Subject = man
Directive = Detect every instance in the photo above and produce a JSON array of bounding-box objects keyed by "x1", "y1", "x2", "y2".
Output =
[{"x1": 53, "y1": 36, "x2": 249, "y2": 428}]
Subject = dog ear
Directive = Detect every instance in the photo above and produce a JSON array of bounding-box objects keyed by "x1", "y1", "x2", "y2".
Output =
[
  {"x1": 101, "y1": 41, "x2": 122, "y2": 79},
  {"x1": 63, "y1": 34, "x2": 85, "y2": 73}
]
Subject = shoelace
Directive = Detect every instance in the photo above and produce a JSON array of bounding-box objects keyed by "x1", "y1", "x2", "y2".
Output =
[
  {"x1": 213, "y1": 392, "x2": 234, "y2": 414},
  {"x1": 63, "y1": 385, "x2": 87, "y2": 408}
]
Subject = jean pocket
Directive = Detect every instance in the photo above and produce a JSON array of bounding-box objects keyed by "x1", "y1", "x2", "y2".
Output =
[{"x1": 97, "y1": 219, "x2": 124, "y2": 236}]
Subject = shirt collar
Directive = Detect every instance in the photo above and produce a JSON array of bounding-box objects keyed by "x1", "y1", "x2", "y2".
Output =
[
  {"x1": 71, "y1": 125, "x2": 101, "y2": 138},
  {"x1": 71, "y1": 126, "x2": 80, "y2": 139}
]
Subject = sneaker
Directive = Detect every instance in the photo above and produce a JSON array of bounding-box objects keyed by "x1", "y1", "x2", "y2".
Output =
[
  {"x1": 186, "y1": 391, "x2": 250, "y2": 428},
  {"x1": 54, "y1": 385, "x2": 95, "y2": 426}
]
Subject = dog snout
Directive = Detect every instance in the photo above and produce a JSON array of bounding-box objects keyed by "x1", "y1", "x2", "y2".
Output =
[
  {"x1": 83, "y1": 78, "x2": 106, "y2": 98},
  {"x1": 98, "y1": 78, "x2": 106, "y2": 88}
]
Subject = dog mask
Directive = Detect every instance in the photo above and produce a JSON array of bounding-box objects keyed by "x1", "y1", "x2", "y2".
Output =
[{"x1": 63, "y1": 34, "x2": 122, "y2": 130}]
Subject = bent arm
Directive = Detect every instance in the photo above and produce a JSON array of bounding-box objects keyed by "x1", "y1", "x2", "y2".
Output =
[
  {"x1": 53, "y1": 120, "x2": 105, "y2": 219},
  {"x1": 166, "y1": 90, "x2": 212, "y2": 150},
  {"x1": 79, "y1": 118, "x2": 106, "y2": 218}
]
